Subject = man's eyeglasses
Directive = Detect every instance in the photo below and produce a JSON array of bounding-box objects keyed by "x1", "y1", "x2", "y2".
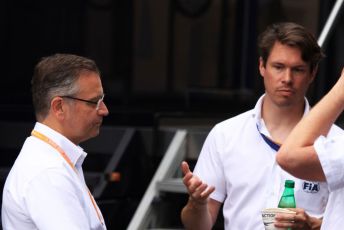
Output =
[{"x1": 61, "y1": 94, "x2": 105, "y2": 110}]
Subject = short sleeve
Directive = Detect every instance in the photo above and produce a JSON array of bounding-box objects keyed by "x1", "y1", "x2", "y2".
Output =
[
  {"x1": 193, "y1": 125, "x2": 226, "y2": 202},
  {"x1": 315, "y1": 135, "x2": 344, "y2": 192}
]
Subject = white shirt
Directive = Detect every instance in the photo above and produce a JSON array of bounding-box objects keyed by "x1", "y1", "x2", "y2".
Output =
[
  {"x1": 194, "y1": 95, "x2": 344, "y2": 230},
  {"x1": 315, "y1": 135, "x2": 344, "y2": 229},
  {"x1": 1, "y1": 122, "x2": 106, "y2": 230}
]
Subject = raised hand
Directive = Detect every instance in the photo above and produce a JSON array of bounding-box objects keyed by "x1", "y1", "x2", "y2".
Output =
[{"x1": 181, "y1": 161, "x2": 215, "y2": 205}]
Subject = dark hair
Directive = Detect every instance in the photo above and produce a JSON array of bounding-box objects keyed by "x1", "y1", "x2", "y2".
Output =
[
  {"x1": 258, "y1": 22, "x2": 325, "y2": 72},
  {"x1": 31, "y1": 53, "x2": 100, "y2": 121}
]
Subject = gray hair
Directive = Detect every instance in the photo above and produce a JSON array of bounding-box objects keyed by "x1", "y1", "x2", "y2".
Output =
[{"x1": 31, "y1": 53, "x2": 100, "y2": 121}]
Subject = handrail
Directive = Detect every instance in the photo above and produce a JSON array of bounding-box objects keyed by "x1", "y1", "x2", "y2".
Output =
[
  {"x1": 318, "y1": 0, "x2": 344, "y2": 47},
  {"x1": 127, "y1": 129, "x2": 187, "y2": 230}
]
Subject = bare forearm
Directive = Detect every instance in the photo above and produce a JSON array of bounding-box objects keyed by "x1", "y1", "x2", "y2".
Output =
[
  {"x1": 282, "y1": 70, "x2": 344, "y2": 150},
  {"x1": 181, "y1": 198, "x2": 214, "y2": 230},
  {"x1": 285, "y1": 88, "x2": 343, "y2": 149},
  {"x1": 277, "y1": 70, "x2": 344, "y2": 179}
]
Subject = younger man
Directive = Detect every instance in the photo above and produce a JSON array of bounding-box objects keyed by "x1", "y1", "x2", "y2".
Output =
[{"x1": 181, "y1": 22, "x2": 344, "y2": 229}]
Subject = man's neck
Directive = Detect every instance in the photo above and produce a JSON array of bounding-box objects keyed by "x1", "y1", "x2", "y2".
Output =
[{"x1": 261, "y1": 97, "x2": 305, "y2": 144}]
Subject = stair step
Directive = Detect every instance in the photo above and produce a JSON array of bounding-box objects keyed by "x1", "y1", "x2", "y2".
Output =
[{"x1": 156, "y1": 178, "x2": 187, "y2": 194}]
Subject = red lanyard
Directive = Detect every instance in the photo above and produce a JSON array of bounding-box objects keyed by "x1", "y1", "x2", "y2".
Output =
[{"x1": 31, "y1": 130, "x2": 104, "y2": 225}]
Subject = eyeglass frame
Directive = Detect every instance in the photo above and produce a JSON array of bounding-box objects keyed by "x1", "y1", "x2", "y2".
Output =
[{"x1": 60, "y1": 94, "x2": 105, "y2": 110}]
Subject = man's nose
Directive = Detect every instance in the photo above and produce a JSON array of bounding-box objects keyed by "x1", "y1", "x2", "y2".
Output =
[
  {"x1": 282, "y1": 69, "x2": 293, "y2": 83},
  {"x1": 97, "y1": 101, "x2": 109, "y2": 116}
]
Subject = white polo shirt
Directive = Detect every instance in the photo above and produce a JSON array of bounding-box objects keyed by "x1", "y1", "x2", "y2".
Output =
[
  {"x1": 315, "y1": 135, "x2": 344, "y2": 229},
  {"x1": 1, "y1": 122, "x2": 106, "y2": 230},
  {"x1": 194, "y1": 95, "x2": 344, "y2": 230}
]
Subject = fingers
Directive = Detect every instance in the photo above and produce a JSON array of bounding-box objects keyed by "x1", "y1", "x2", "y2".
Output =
[
  {"x1": 181, "y1": 161, "x2": 194, "y2": 186},
  {"x1": 201, "y1": 185, "x2": 215, "y2": 198},
  {"x1": 181, "y1": 161, "x2": 215, "y2": 203},
  {"x1": 181, "y1": 161, "x2": 191, "y2": 176},
  {"x1": 189, "y1": 183, "x2": 215, "y2": 205},
  {"x1": 274, "y1": 212, "x2": 295, "y2": 223},
  {"x1": 275, "y1": 209, "x2": 309, "y2": 229}
]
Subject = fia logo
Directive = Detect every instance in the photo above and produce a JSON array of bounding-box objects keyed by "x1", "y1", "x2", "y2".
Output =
[{"x1": 302, "y1": 181, "x2": 320, "y2": 193}]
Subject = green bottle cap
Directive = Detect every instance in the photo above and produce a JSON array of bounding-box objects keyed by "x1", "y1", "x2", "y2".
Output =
[{"x1": 285, "y1": 180, "x2": 295, "y2": 188}]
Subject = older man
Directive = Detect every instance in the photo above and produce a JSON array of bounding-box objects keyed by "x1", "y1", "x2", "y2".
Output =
[{"x1": 2, "y1": 54, "x2": 109, "y2": 230}]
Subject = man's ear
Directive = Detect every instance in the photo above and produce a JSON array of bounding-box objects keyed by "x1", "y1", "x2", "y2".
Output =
[
  {"x1": 259, "y1": 57, "x2": 266, "y2": 78},
  {"x1": 50, "y1": 97, "x2": 65, "y2": 120}
]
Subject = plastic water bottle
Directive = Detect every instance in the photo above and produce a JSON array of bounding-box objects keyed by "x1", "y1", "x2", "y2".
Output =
[{"x1": 278, "y1": 180, "x2": 296, "y2": 208}]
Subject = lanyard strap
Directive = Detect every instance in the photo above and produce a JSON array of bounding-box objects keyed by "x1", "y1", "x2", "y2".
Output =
[
  {"x1": 31, "y1": 130, "x2": 104, "y2": 225},
  {"x1": 256, "y1": 125, "x2": 281, "y2": 151}
]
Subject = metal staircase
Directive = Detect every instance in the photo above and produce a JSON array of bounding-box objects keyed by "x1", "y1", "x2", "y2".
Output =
[
  {"x1": 127, "y1": 128, "x2": 208, "y2": 230},
  {"x1": 127, "y1": 130, "x2": 187, "y2": 230}
]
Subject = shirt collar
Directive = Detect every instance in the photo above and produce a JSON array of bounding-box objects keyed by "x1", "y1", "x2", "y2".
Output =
[
  {"x1": 253, "y1": 94, "x2": 310, "y2": 138},
  {"x1": 33, "y1": 122, "x2": 87, "y2": 167}
]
